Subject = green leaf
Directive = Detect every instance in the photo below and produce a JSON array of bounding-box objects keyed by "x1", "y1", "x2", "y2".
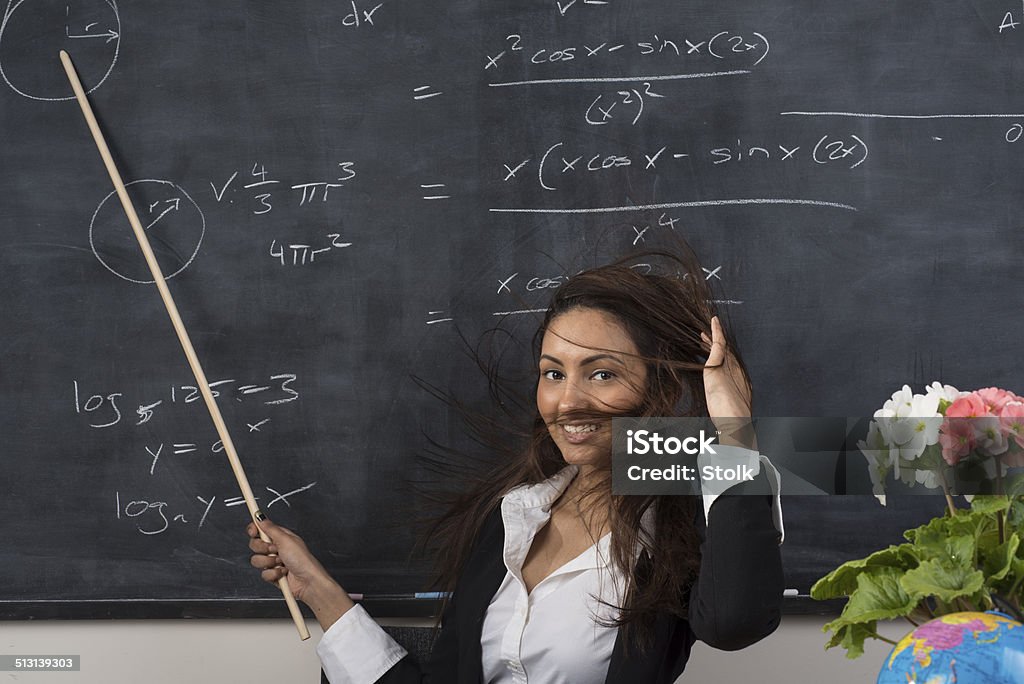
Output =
[
  {"x1": 909, "y1": 528, "x2": 978, "y2": 573},
  {"x1": 816, "y1": 489, "x2": 1024, "y2": 659},
  {"x1": 904, "y1": 513, "x2": 980, "y2": 565},
  {"x1": 970, "y1": 495, "x2": 1011, "y2": 515},
  {"x1": 1004, "y1": 475, "x2": 1024, "y2": 498},
  {"x1": 904, "y1": 513, "x2": 951, "y2": 543},
  {"x1": 1010, "y1": 558, "x2": 1024, "y2": 588},
  {"x1": 980, "y1": 534, "x2": 1020, "y2": 583},
  {"x1": 1007, "y1": 497, "x2": 1024, "y2": 528},
  {"x1": 828, "y1": 568, "x2": 917, "y2": 627},
  {"x1": 1008, "y1": 558, "x2": 1024, "y2": 605},
  {"x1": 900, "y1": 558, "x2": 986, "y2": 605},
  {"x1": 823, "y1": 621, "x2": 877, "y2": 660},
  {"x1": 810, "y1": 545, "x2": 917, "y2": 600}
]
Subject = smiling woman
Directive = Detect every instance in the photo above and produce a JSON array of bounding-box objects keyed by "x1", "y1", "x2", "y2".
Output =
[
  {"x1": 246, "y1": 248, "x2": 785, "y2": 684},
  {"x1": 537, "y1": 308, "x2": 647, "y2": 470}
]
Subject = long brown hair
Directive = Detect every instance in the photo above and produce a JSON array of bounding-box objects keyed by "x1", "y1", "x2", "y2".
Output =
[{"x1": 420, "y1": 246, "x2": 750, "y2": 650}]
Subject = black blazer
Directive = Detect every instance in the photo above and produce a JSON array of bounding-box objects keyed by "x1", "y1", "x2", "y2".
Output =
[{"x1": 324, "y1": 488, "x2": 782, "y2": 683}]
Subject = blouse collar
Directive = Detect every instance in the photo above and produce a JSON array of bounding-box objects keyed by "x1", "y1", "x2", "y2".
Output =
[{"x1": 500, "y1": 466, "x2": 656, "y2": 570}]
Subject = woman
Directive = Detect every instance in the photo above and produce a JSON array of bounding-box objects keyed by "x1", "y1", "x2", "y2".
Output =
[{"x1": 247, "y1": 253, "x2": 785, "y2": 683}]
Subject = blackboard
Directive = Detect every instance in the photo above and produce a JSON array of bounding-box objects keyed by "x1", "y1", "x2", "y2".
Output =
[{"x1": 2, "y1": 0, "x2": 1023, "y2": 619}]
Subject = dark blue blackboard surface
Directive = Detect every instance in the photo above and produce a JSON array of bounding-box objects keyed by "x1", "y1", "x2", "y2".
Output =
[{"x1": 1, "y1": 0, "x2": 1022, "y2": 617}]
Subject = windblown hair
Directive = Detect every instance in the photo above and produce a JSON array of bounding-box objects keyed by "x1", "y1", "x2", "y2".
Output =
[{"x1": 420, "y1": 246, "x2": 751, "y2": 651}]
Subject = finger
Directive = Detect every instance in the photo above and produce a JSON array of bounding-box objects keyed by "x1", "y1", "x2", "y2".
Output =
[
  {"x1": 260, "y1": 567, "x2": 288, "y2": 584},
  {"x1": 252, "y1": 516, "x2": 270, "y2": 542},
  {"x1": 707, "y1": 316, "x2": 734, "y2": 367},
  {"x1": 253, "y1": 516, "x2": 298, "y2": 542},
  {"x1": 248, "y1": 537, "x2": 277, "y2": 555},
  {"x1": 253, "y1": 520, "x2": 284, "y2": 546},
  {"x1": 250, "y1": 553, "x2": 282, "y2": 571},
  {"x1": 710, "y1": 316, "x2": 724, "y2": 345}
]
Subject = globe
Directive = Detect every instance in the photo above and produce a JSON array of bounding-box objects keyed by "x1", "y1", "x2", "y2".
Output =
[{"x1": 878, "y1": 611, "x2": 1024, "y2": 683}]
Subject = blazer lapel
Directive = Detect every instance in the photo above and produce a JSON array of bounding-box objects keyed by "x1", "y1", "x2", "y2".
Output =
[{"x1": 455, "y1": 507, "x2": 509, "y2": 683}]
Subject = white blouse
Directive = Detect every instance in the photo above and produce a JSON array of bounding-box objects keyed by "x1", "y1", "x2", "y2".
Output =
[
  {"x1": 479, "y1": 466, "x2": 621, "y2": 684},
  {"x1": 317, "y1": 446, "x2": 783, "y2": 684}
]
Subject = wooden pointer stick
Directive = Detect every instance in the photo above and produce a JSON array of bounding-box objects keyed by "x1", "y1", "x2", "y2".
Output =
[{"x1": 59, "y1": 50, "x2": 310, "y2": 641}]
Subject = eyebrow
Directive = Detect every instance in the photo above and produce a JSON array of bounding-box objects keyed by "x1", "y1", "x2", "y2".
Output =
[{"x1": 539, "y1": 353, "x2": 627, "y2": 367}]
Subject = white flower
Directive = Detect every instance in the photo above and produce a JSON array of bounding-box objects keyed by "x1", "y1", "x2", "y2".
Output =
[
  {"x1": 880, "y1": 384, "x2": 916, "y2": 416},
  {"x1": 858, "y1": 420, "x2": 891, "y2": 506},
  {"x1": 975, "y1": 416, "x2": 1009, "y2": 456},
  {"x1": 873, "y1": 386, "x2": 941, "y2": 469},
  {"x1": 924, "y1": 381, "x2": 965, "y2": 405},
  {"x1": 914, "y1": 467, "x2": 944, "y2": 489}
]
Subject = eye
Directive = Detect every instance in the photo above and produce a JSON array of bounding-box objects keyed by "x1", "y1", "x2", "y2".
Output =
[
  {"x1": 591, "y1": 370, "x2": 616, "y2": 381},
  {"x1": 541, "y1": 369, "x2": 564, "y2": 381}
]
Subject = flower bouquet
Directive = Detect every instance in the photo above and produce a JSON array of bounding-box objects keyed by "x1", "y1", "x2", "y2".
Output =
[{"x1": 811, "y1": 383, "x2": 1024, "y2": 658}]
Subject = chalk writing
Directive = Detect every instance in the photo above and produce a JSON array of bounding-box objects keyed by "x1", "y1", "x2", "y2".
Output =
[
  {"x1": 781, "y1": 110, "x2": 1024, "y2": 146},
  {"x1": 496, "y1": 251, "x2": 726, "y2": 299},
  {"x1": 89, "y1": 179, "x2": 205, "y2": 284},
  {"x1": 269, "y1": 234, "x2": 352, "y2": 266},
  {"x1": 421, "y1": 183, "x2": 451, "y2": 200},
  {"x1": 412, "y1": 84, "x2": 443, "y2": 100},
  {"x1": 208, "y1": 161, "x2": 358, "y2": 215},
  {"x1": 584, "y1": 83, "x2": 664, "y2": 126},
  {"x1": 73, "y1": 373, "x2": 299, "y2": 429},
  {"x1": 73, "y1": 380, "x2": 122, "y2": 429},
  {"x1": 341, "y1": 1, "x2": 383, "y2": 29},
  {"x1": 485, "y1": 30, "x2": 770, "y2": 75},
  {"x1": 489, "y1": 199, "x2": 859, "y2": 214},
  {"x1": 115, "y1": 482, "x2": 317, "y2": 535},
  {"x1": 143, "y1": 438, "x2": 230, "y2": 475},
  {"x1": 999, "y1": 4, "x2": 1024, "y2": 32},
  {"x1": 555, "y1": 0, "x2": 608, "y2": 17},
  {"x1": 426, "y1": 310, "x2": 453, "y2": 325},
  {"x1": 0, "y1": 0, "x2": 120, "y2": 101},
  {"x1": 496, "y1": 273, "x2": 562, "y2": 294},
  {"x1": 518, "y1": 133, "x2": 869, "y2": 193}
]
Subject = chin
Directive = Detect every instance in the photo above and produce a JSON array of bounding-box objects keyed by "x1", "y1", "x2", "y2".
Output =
[{"x1": 553, "y1": 442, "x2": 612, "y2": 469}]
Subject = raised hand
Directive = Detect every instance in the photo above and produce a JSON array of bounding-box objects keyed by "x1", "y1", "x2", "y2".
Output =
[{"x1": 701, "y1": 316, "x2": 755, "y2": 448}]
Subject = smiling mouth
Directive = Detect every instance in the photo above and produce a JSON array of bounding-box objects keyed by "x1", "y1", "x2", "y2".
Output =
[{"x1": 562, "y1": 424, "x2": 600, "y2": 434}]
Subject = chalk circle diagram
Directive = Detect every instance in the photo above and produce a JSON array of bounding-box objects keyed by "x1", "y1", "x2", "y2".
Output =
[
  {"x1": 90, "y1": 179, "x2": 206, "y2": 284},
  {"x1": 0, "y1": 0, "x2": 120, "y2": 101}
]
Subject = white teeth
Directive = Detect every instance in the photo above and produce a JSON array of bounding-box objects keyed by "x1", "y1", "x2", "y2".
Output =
[{"x1": 563, "y1": 424, "x2": 599, "y2": 434}]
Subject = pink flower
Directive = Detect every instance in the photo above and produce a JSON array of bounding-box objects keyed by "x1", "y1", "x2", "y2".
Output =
[
  {"x1": 945, "y1": 394, "x2": 987, "y2": 419},
  {"x1": 976, "y1": 387, "x2": 1015, "y2": 413},
  {"x1": 947, "y1": 393, "x2": 1010, "y2": 459},
  {"x1": 939, "y1": 417, "x2": 976, "y2": 465},
  {"x1": 1001, "y1": 402, "x2": 1024, "y2": 452}
]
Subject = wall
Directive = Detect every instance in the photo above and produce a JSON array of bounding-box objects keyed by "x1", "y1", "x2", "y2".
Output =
[{"x1": 0, "y1": 616, "x2": 904, "y2": 682}]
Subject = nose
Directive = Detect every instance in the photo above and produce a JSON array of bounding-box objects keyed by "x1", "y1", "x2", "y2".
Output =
[{"x1": 558, "y1": 378, "x2": 590, "y2": 414}]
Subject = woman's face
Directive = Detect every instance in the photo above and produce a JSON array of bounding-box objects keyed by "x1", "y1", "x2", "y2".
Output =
[{"x1": 537, "y1": 307, "x2": 648, "y2": 469}]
